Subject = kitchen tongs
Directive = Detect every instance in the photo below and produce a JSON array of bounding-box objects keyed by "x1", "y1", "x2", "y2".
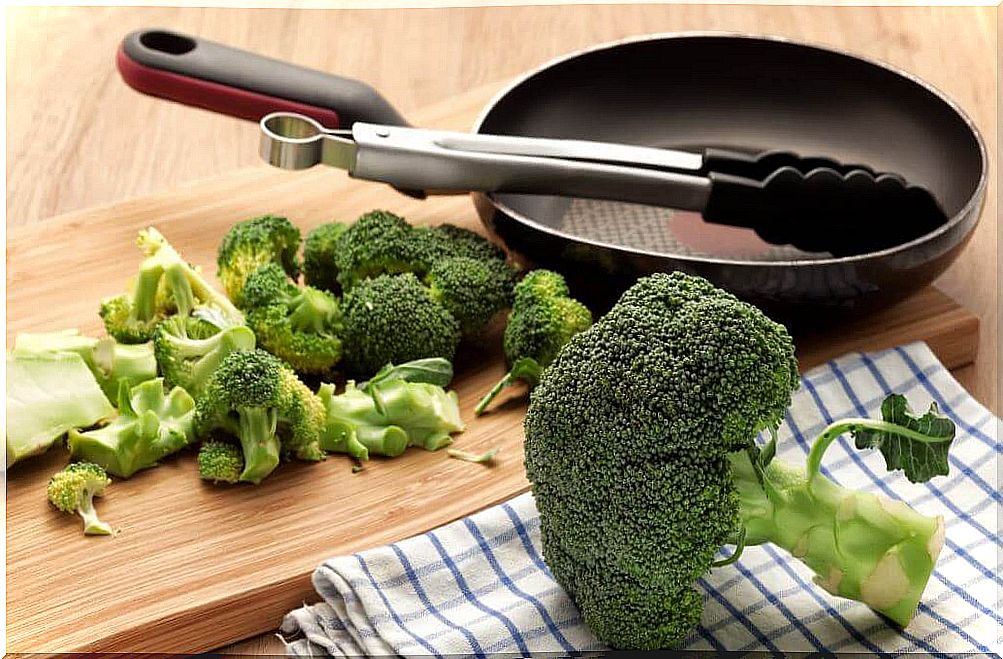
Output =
[{"x1": 260, "y1": 112, "x2": 947, "y2": 257}]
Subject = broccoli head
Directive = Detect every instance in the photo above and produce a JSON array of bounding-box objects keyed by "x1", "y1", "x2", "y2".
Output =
[
  {"x1": 524, "y1": 272, "x2": 952, "y2": 648},
  {"x1": 341, "y1": 273, "x2": 460, "y2": 379},
  {"x1": 100, "y1": 228, "x2": 243, "y2": 343},
  {"x1": 216, "y1": 214, "x2": 302, "y2": 307},
  {"x1": 333, "y1": 210, "x2": 443, "y2": 290},
  {"x1": 475, "y1": 269, "x2": 591, "y2": 415},
  {"x1": 197, "y1": 440, "x2": 244, "y2": 484},
  {"x1": 68, "y1": 378, "x2": 197, "y2": 478},
  {"x1": 242, "y1": 263, "x2": 343, "y2": 375},
  {"x1": 195, "y1": 349, "x2": 325, "y2": 484},
  {"x1": 47, "y1": 462, "x2": 113, "y2": 536},
  {"x1": 425, "y1": 256, "x2": 516, "y2": 337},
  {"x1": 424, "y1": 223, "x2": 509, "y2": 263},
  {"x1": 153, "y1": 313, "x2": 256, "y2": 397},
  {"x1": 303, "y1": 222, "x2": 349, "y2": 294}
]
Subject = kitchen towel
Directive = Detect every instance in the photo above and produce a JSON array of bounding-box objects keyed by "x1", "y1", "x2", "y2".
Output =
[{"x1": 281, "y1": 342, "x2": 1000, "y2": 657}]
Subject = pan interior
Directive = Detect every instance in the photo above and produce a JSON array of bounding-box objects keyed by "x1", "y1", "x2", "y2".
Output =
[{"x1": 480, "y1": 36, "x2": 983, "y2": 263}]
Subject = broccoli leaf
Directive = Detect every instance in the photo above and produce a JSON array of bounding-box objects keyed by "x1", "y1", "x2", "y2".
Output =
[
  {"x1": 851, "y1": 394, "x2": 955, "y2": 483},
  {"x1": 360, "y1": 358, "x2": 454, "y2": 392}
]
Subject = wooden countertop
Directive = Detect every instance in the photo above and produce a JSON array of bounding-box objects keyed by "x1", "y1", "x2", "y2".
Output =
[{"x1": 6, "y1": 4, "x2": 997, "y2": 654}]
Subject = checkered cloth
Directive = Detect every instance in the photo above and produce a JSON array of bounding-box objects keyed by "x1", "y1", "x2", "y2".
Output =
[{"x1": 281, "y1": 342, "x2": 1000, "y2": 656}]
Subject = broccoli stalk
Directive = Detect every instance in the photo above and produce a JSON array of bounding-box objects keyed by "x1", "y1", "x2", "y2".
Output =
[{"x1": 46, "y1": 462, "x2": 113, "y2": 536}]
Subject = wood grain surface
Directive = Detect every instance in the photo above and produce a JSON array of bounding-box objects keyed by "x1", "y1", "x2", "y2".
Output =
[{"x1": 5, "y1": 3, "x2": 997, "y2": 655}]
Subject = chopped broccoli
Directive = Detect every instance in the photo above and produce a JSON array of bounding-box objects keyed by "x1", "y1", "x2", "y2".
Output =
[
  {"x1": 100, "y1": 228, "x2": 242, "y2": 343},
  {"x1": 216, "y1": 214, "x2": 302, "y2": 307},
  {"x1": 68, "y1": 378, "x2": 196, "y2": 478},
  {"x1": 425, "y1": 256, "x2": 516, "y2": 336},
  {"x1": 153, "y1": 314, "x2": 256, "y2": 397},
  {"x1": 6, "y1": 352, "x2": 115, "y2": 467},
  {"x1": 303, "y1": 222, "x2": 349, "y2": 294},
  {"x1": 242, "y1": 263, "x2": 343, "y2": 375},
  {"x1": 341, "y1": 273, "x2": 460, "y2": 379},
  {"x1": 13, "y1": 329, "x2": 158, "y2": 400},
  {"x1": 197, "y1": 440, "x2": 244, "y2": 484},
  {"x1": 524, "y1": 272, "x2": 953, "y2": 649},
  {"x1": 46, "y1": 462, "x2": 113, "y2": 536},
  {"x1": 333, "y1": 210, "x2": 442, "y2": 290},
  {"x1": 475, "y1": 270, "x2": 591, "y2": 415},
  {"x1": 447, "y1": 447, "x2": 498, "y2": 464},
  {"x1": 195, "y1": 349, "x2": 325, "y2": 484},
  {"x1": 424, "y1": 223, "x2": 509, "y2": 263}
]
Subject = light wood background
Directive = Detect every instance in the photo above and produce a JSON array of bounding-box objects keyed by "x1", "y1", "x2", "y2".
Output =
[{"x1": 6, "y1": 4, "x2": 997, "y2": 654}]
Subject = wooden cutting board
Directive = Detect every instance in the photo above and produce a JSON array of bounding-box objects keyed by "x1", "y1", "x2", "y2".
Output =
[{"x1": 5, "y1": 82, "x2": 980, "y2": 654}]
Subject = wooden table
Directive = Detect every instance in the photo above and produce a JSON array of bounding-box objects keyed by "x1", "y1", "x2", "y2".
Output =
[{"x1": 6, "y1": 4, "x2": 997, "y2": 654}]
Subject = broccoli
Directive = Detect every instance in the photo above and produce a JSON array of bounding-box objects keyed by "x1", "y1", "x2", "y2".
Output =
[
  {"x1": 216, "y1": 214, "x2": 302, "y2": 307},
  {"x1": 100, "y1": 228, "x2": 242, "y2": 343},
  {"x1": 46, "y1": 462, "x2": 113, "y2": 536},
  {"x1": 423, "y1": 223, "x2": 509, "y2": 263},
  {"x1": 68, "y1": 378, "x2": 196, "y2": 478},
  {"x1": 341, "y1": 273, "x2": 460, "y2": 379},
  {"x1": 242, "y1": 263, "x2": 343, "y2": 375},
  {"x1": 524, "y1": 272, "x2": 954, "y2": 649},
  {"x1": 332, "y1": 210, "x2": 442, "y2": 290},
  {"x1": 425, "y1": 256, "x2": 516, "y2": 336},
  {"x1": 195, "y1": 349, "x2": 325, "y2": 484},
  {"x1": 13, "y1": 329, "x2": 158, "y2": 401},
  {"x1": 153, "y1": 313, "x2": 257, "y2": 397},
  {"x1": 303, "y1": 222, "x2": 349, "y2": 294},
  {"x1": 197, "y1": 440, "x2": 244, "y2": 484},
  {"x1": 475, "y1": 270, "x2": 591, "y2": 415}
]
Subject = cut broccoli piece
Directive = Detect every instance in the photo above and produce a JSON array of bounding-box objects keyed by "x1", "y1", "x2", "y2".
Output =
[
  {"x1": 197, "y1": 440, "x2": 244, "y2": 484},
  {"x1": 6, "y1": 353, "x2": 114, "y2": 467},
  {"x1": 13, "y1": 329, "x2": 158, "y2": 400},
  {"x1": 153, "y1": 314, "x2": 257, "y2": 397},
  {"x1": 341, "y1": 273, "x2": 460, "y2": 379},
  {"x1": 242, "y1": 263, "x2": 343, "y2": 375},
  {"x1": 217, "y1": 214, "x2": 302, "y2": 307},
  {"x1": 67, "y1": 378, "x2": 196, "y2": 478},
  {"x1": 424, "y1": 223, "x2": 509, "y2": 263},
  {"x1": 195, "y1": 349, "x2": 325, "y2": 484},
  {"x1": 524, "y1": 271, "x2": 953, "y2": 649},
  {"x1": 303, "y1": 222, "x2": 349, "y2": 294},
  {"x1": 100, "y1": 228, "x2": 243, "y2": 343},
  {"x1": 475, "y1": 270, "x2": 591, "y2": 414},
  {"x1": 333, "y1": 210, "x2": 444, "y2": 290},
  {"x1": 46, "y1": 462, "x2": 113, "y2": 536},
  {"x1": 425, "y1": 256, "x2": 516, "y2": 337},
  {"x1": 447, "y1": 447, "x2": 498, "y2": 464}
]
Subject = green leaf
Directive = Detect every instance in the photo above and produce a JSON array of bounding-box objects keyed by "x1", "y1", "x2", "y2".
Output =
[
  {"x1": 852, "y1": 394, "x2": 956, "y2": 483},
  {"x1": 359, "y1": 358, "x2": 454, "y2": 392}
]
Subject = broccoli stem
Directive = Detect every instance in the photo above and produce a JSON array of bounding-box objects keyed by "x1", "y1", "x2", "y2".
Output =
[
  {"x1": 235, "y1": 407, "x2": 281, "y2": 484},
  {"x1": 78, "y1": 492, "x2": 113, "y2": 536},
  {"x1": 730, "y1": 449, "x2": 944, "y2": 627},
  {"x1": 288, "y1": 289, "x2": 338, "y2": 334},
  {"x1": 474, "y1": 358, "x2": 542, "y2": 416},
  {"x1": 355, "y1": 425, "x2": 409, "y2": 457}
]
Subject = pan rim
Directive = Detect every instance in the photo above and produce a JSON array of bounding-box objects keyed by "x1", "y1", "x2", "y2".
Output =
[{"x1": 472, "y1": 30, "x2": 988, "y2": 269}]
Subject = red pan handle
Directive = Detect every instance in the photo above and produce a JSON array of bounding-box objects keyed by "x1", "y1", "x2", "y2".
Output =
[{"x1": 117, "y1": 29, "x2": 409, "y2": 129}]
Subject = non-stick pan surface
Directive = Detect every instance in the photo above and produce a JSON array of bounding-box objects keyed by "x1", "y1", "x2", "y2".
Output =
[{"x1": 118, "y1": 31, "x2": 986, "y2": 322}]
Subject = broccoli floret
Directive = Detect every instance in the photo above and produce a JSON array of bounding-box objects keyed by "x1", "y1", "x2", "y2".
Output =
[
  {"x1": 242, "y1": 263, "x2": 343, "y2": 375},
  {"x1": 46, "y1": 462, "x2": 113, "y2": 536},
  {"x1": 425, "y1": 256, "x2": 516, "y2": 337},
  {"x1": 475, "y1": 270, "x2": 591, "y2": 415},
  {"x1": 153, "y1": 314, "x2": 257, "y2": 397},
  {"x1": 340, "y1": 273, "x2": 460, "y2": 379},
  {"x1": 68, "y1": 378, "x2": 196, "y2": 478},
  {"x1": 197, "y1": 440, "x2": 244, "y2": 484},
  {"x1": 195, "y1": 349, "x2": 324, "y2": 484},
  {"x1": 13, "y1": 329, "x2": 158, "y2": 400},
  {"x1": 333, "y1": 211, "x2": 443, "y2": 290},
  {"x1": 303, "y1": 222, "x2": 349, "y2": 294},
  {"x1": 100, "y1": 228, "x2": 243, "y2": 343},
  {"x1": 424, "y1": 223, "x2": 509, "y2": 263},
  {"x1": 217, "y1": 215, "x2": 302, "y2": 307},
  {"x1": 524, "y1": 272, "x2": 953, "y2": 649}
]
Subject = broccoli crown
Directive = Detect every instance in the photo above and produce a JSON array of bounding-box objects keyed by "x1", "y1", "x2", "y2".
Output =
[
  {"x1": 303, "y1": 222, "x2": 349, "y2": 294},
  {"x1": 153, "y1": 315, "x2": 257, "y2": 396},
  {"x1": 243, "y1": 263, "x2": 344, "y2": 375},
  {"x1": 425, "y1": 256, "x2": 515, "y2": 336},
  {"x1": 425, "y1": 223, "x2": 508, "y2": 263},
  {"x1": 503, "y1": 270, "x2": 592, "y2": 368},
  {"x1": 340, "y1": 273, "x2": 460, "y2": 379},
  {"x1": 197, "y1": 440, "x2": 244, "y2": 484},
  {"x1": 216, "y1": 215, "x2": 302, "y2": 306},
  {"x1": 46, "y1": 462, "x2": 113, "y2": 535},
  {"x1": 195, "y1": 349, "x2": 324, "y2": 483},
  {"x1": 333, "y1": 211, "x2": 443, "y2": 289},
  {"x1": 523, "y1": 271, "x2": 798, "y2": 649}
]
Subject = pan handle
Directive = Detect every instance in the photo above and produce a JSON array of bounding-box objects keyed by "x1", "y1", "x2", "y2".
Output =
[{"x1": 117, "y1": 29, "x2": 409, "y2": 128}]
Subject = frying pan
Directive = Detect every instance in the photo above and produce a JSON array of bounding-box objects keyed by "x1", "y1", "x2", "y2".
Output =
[{"x1": 118, "y1": 29, "x2": 987, "y2": 322}]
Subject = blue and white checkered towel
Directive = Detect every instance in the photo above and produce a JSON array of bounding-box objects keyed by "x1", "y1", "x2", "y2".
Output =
[{"x1": 282, "y1": 342, "x2": 1000, "y2": 656}]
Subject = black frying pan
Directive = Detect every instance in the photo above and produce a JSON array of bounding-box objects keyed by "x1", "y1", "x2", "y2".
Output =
[{"x1": 118, "y1": 29, "x2": 987, "y2": 322}]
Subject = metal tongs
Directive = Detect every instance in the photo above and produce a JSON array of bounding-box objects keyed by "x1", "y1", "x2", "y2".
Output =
[{"x1": 260, "y1": 112, "x2": 946, "y2": 256}]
